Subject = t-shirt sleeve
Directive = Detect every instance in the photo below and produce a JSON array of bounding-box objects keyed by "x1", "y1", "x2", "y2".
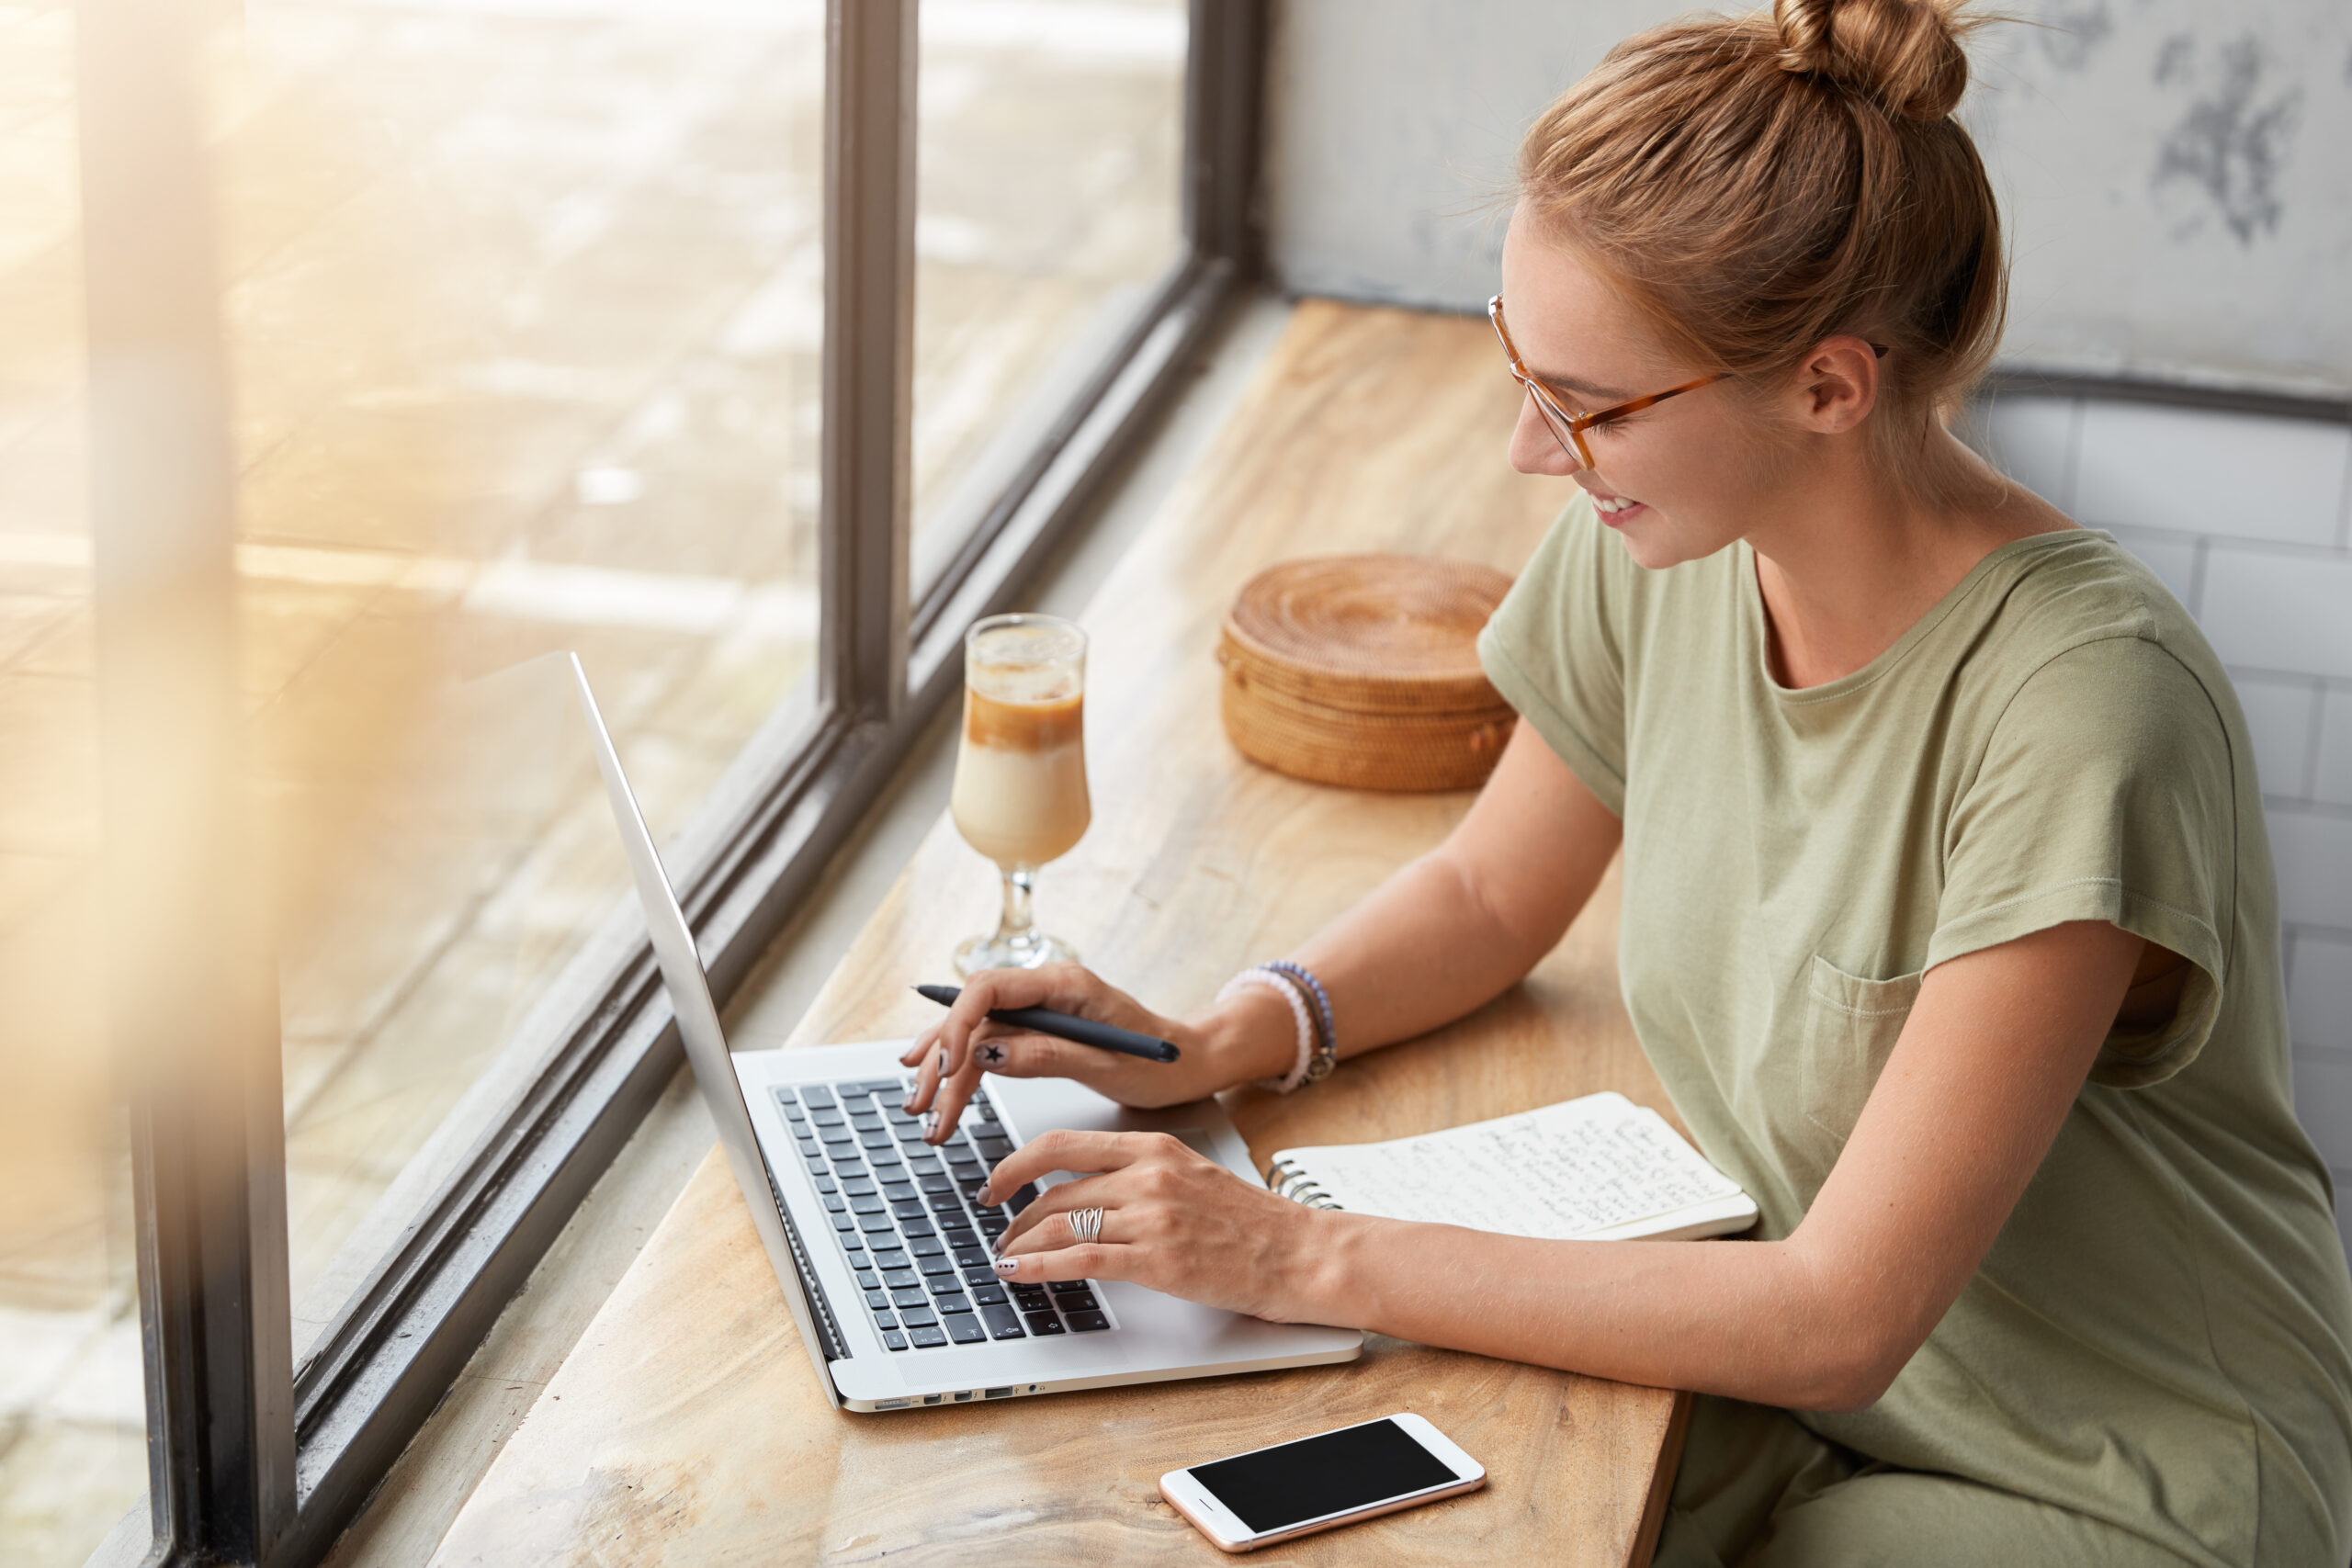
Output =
[
  {"x1": 1476, "y1": 494, "x2": 1632, "y2": 816},
  {"x1": 1927, "y1": 634, "x2": 2236, "y2": 1088}
]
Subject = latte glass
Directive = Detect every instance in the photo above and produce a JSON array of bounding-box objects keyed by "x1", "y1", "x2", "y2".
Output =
[{"x1": 950, "y1": 614, "x2": 1091, "y2": 975}]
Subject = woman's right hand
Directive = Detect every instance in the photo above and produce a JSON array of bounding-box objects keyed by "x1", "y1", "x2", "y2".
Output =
[{"x1": 897, "y1": 963, "x2": 1295, "y2": 1145}]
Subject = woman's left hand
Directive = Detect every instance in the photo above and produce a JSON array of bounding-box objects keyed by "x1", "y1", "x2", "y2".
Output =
[{"x1": 981, "y1": 1130, "x2": 1340, "y2": 1324}]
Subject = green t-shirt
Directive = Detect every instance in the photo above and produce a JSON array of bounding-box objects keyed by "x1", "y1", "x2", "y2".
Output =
[{"x1": 1478, "y1": 496, "x2": 2352, "y2": 1566}]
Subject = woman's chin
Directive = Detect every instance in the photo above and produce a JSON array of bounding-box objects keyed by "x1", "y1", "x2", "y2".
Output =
[{"x1": 1609, "y1": 510, "x2": 1741, "y2": 571}]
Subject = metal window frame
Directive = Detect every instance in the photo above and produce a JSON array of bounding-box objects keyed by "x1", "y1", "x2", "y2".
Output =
[{"x1": 81, "y1": 1, "x2": 1266, "y2": 1564}]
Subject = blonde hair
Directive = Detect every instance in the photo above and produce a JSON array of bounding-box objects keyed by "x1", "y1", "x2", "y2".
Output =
[{"x1": 1518, "y1": 0, "x2": 2006, "y2": 493}]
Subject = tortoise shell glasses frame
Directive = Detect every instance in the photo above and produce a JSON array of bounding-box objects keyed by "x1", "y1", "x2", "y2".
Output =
[
  {"x1": 1487, "y1": 294, "x2": 1731, "y2": 470},
  {"x1": 1488, "y1": 295, "x2": 1889, "y2": 471}
]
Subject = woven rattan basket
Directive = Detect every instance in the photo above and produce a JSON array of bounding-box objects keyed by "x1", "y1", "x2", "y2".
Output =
[{"x1": 1217, "y1": 554, "x2": 1517, "y2": 793}]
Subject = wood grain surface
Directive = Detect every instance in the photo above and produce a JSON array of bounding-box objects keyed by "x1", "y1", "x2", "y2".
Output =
[{"x1": 430, "y1": 300, "x2": 1690, "y2": 1567}]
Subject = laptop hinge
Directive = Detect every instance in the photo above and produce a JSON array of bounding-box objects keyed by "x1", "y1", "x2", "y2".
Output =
[{"x1": 763, "y1": 1156, "x2": 849, "y2": 1363}]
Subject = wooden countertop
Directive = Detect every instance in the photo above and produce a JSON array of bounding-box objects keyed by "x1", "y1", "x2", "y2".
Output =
[{"x1": 429, "y1": 300, "x2": 1689, "y2": 1567}]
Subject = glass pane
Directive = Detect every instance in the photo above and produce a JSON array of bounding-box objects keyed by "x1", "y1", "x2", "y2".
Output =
[
  {"x1": 910, "y1": 0, "x2": 1189, "y2": 594},
  {"x1": 206, "y1": 0, "x2": 830, "y2": 1357},
  {"x1": 0, "y1": 2, "x2": 151, "y2": 1560}
]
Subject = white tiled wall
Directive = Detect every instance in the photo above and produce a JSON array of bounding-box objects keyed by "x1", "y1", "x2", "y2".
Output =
[{"x1": 1979, "y1": 392, "x2": 2352, "y2": 1255}]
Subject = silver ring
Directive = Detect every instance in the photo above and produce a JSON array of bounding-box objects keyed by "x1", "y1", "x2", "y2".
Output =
[{"x1": 1068, "y1": 1206, "x2": 1105, "y2": 1246}]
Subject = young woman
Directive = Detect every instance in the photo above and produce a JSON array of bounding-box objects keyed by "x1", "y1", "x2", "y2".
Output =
[{"x1": 902, "y1": 1, "x2": 2352, "y2": 1560}]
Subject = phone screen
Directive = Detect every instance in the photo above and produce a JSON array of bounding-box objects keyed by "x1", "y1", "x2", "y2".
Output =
[{"x1": 1188, "y1": 1417, "x2": 1459, "y2": 1533}]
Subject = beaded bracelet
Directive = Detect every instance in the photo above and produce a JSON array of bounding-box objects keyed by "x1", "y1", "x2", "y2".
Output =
[
  {"x1": 1265, "y1": 960, "x2": 1339, "y2": 1084},
  {"x1": 1216, "y1": 966, "x2": 1317, "y2": 1093}
]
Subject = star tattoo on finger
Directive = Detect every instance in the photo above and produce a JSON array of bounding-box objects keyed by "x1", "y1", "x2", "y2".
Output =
[{"x1": 981, "y1": 1043, "x2": 1006, "y2": 1066}]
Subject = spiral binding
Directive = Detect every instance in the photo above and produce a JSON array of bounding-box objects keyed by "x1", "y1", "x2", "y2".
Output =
[{"x1": 1266, "y1": 1156, "x2": 1343, "y2": 1211}]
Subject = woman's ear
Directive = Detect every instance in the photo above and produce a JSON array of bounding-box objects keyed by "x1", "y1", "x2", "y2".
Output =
[{"x1": 1794, "y1": 337, "x2": 1882, "y2": 434}]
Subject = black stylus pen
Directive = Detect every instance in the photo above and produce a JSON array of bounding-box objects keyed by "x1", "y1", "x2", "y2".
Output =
[{"x1": 912, "y1": 984, "x2": 1182, "y2": 1064}]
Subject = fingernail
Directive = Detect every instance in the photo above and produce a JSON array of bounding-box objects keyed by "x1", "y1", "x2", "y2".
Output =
[
  {"x1": 922, "y1": 1111, "x2": 938, "y2": 1137},
  {"x1": 992, "y1": 1258, "x2": 1018, "y2": 1277}
]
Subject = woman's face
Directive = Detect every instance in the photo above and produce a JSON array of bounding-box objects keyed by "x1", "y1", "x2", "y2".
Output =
[{"x1": 1497, "y1": 205, "x2": 1802, "y2": 571}]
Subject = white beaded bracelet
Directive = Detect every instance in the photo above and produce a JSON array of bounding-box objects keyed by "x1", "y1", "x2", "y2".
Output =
[{"x1": 1216, "y1": 965, "x2": 1317, "y2": 1094}]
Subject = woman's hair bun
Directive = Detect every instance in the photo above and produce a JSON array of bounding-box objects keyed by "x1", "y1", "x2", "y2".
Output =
[{"x1": 1772, "y1": 0, "x2": 1972, "y2": 120}]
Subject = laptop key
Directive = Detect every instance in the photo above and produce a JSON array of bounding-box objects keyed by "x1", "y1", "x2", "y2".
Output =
[
  {"x1": 858, "y1": 1129, "x2": 895, "y2": 1149},
  {"x1": 917, "y1": 1254, "x2": 956, "y2": 1277},
  {"x1": 976, "y1": 1136, "x2": 1013, "y2": 1160},
  {"x1": 1012, "y1": 1285, "x2": 1051, "y2": 1310},
  {"x1": 858, "y1": 1212, "x2": 898, "y2": 1235},
  {"x1": 971, "y1": 1282, "x2": 1009, "y2": 1306},
  {"x1": 890, "y1": 1200, "x2": 926, "y2": 1221},
  {"x1": 831, "y1": 1213, "x2": 856, "y2": 1232},
  {"x1": 882, "y1": 1268, "x2": 921, "y2": 1290},
  {"x1": 1064, "y1": 1311, "x2": 1111, "y2": 1333},
  {"x1": 917, "y1": 1173, "x2": 954, "y2": 1194},
  {"x1": 1046, "y1": 1280, "x2": 1090, "y2": 1296},
  {"x1": 953, "y1": 1247, "x2": 989, "y2": 1270},
  {"x1": 851, "y1": 1195, "x2": 886, "y2": 1215},
  {"x1": 814, "y1": 1175, "x2": 839, "y2": 1195},
  {"x1": 945, "y1": 1314, "x2": 987, "y2": 1345},
  {"x1": 801, "y1": 1087, "x2": 835, "y2": 1109},
  {"x1": 883, "y1": 1330, "x2": 909, "y2": 1351},
  {"x1": 823, "y1": 1195, "x2": 846, "y2": 1213},
  {"x1": 927, "y1": 1191, "x2": 964, "y2": 1213},
  {"x1": 890, "y1": 1288, "x2": 928, "y2": 1310},
  {"x1": 980, "y1": 1303, "x2": 1026, "y2": 1340},
  {"x1": 882, "y1": 1179, "x2": 916, "y2": 1200},
  {"x1": 899, "y1": 1305, "x2": 939, "y2": 1329},
  {"x1": 937, "y1": 1211, "x2": 973, "y2": 1233},
  {"x1": 870, "y1": 1311, "x2": 896, "y2": 1330},
  {"x1": 1004, "y1": 1184, "x2": 1040, "y2": 1214},
  {"x1": 909, "y1": 1235, "x2": 945, "y2": 1257},
  {"x1": 1023, "y1": 1311, "x2": 1066, "y2": 1337},
  {"x1": 855, "y1": 1078, "x2": 899, "y2": 1094},
  {"x1": 899, "y1": 1218, "x2": 934, "y2": 1238},
  {"x1": 1054, "y1": 1291, "x2": 1098, "y2": 1313},
  {"x1": 855, "y1": 1269, "x2": 880, "y2": 1290},
  {"x1": 841, "y1": 1177, "x2": 876, "y2": 1197},
  {"x1": 909, "y1": 1324, "x2": 949, "y2": 1349},
  {"x1": 932, "y1": 1282, "x2": 971, "y2": 1307},
  {"x1": 870, "y1": 1249, "x2": 910, "y2": 1273}
]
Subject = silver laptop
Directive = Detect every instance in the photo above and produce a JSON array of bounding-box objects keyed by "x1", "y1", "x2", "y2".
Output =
[{"x1": 573, "y1": 657, "x2": 1363, "y2": 1412}]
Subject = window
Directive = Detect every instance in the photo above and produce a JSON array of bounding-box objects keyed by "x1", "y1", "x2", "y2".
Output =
[{"x1": 20, "y1": 2, "x2": 1262, "y2": 1564}]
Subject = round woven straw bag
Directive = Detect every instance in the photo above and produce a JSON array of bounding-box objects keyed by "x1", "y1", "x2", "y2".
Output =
[{"x1": 1216, "y1": 554, "x2": 1517, "y2": 793}]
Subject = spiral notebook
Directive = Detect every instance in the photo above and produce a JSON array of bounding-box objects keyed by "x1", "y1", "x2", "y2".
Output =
[{"x1": 1266, "y1": 1091, "x2": 1758, "y2": 1242}]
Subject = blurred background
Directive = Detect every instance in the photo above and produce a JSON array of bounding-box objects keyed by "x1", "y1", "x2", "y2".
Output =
[{"x1": 0, "y1": 0, "x2": 1181, "y2": 1559}]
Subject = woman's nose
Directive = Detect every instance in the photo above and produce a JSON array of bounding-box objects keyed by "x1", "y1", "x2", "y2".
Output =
[{"x1": 1508, "y1": 390, "x2": 1581, "y2": 477}]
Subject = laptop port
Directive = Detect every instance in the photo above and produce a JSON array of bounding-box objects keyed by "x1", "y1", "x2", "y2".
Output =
[
  {"x1": 872, "y1": 1398, "x2": 911, "y2": 1409},
  {"x1": 983, "y1": 1386, "x2": 1014, "y2": 1399},
  {"x1": 922, "y1": 1393, "x2": 943, "y2": 1404},
  {"x1": 952, "y1": 1391, "x2": 975, "y2": 1402}
]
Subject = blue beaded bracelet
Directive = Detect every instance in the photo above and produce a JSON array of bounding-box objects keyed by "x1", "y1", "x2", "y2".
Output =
[{"x1": 1266, "y1": 960, "x2": 1338, "y2": 1083}]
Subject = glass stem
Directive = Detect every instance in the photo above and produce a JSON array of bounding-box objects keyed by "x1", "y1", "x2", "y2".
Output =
[{"x1": 995, "y1": 866, "x2": 1036, "y2": 944}]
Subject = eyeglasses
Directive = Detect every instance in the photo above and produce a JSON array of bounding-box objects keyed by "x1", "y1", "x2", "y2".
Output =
[
  {"x1": 1489, "y1": 296, "x2": 1890, "y2": 471},
  {"x1": 1488, "y1": 295, "x2": 1730, "y2": 470}
]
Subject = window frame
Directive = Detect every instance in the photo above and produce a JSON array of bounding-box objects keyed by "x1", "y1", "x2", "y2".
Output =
[{"x1": 82, "y1": 1, "x2": 1268, "y2": 1563}]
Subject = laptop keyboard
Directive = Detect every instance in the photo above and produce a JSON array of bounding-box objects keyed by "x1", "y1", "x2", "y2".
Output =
[{"x1": 775, "y1": 1078, "x2": 1114, "y2": 1351}]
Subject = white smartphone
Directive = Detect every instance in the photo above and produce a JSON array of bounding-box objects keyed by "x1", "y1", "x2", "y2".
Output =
[{"x1": 1159, "y1": 1412, "x2": 1486, "y2": 1552}]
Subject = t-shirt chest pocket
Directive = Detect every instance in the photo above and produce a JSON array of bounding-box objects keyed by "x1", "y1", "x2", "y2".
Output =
[{"x1": 1803, "y1": 955, "x2": 1924, "y2": 1140}]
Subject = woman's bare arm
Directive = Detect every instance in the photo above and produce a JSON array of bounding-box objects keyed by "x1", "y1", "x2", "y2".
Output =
[
  {"x1": 906, "y1": 718, "x2": 1623, "y2": 1127},
  {"x1": 1287, "y1": 716, "x2": 1623, "y2": 1060},
  {"x1": 988, "y1": 919, "x2": 2144, "y2": 1411}
]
